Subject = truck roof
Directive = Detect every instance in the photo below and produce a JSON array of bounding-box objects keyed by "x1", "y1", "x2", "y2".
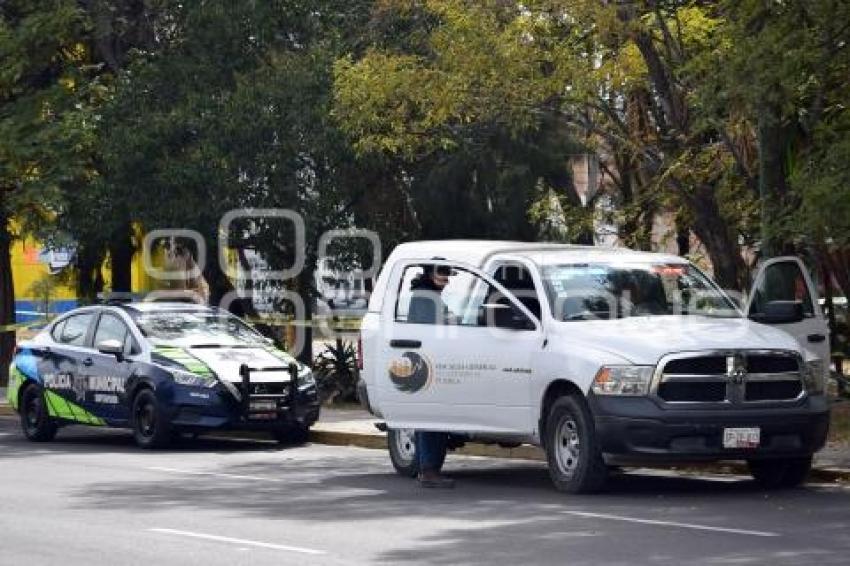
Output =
[
  {"x1": 386, "y1": 240, "x2": 685, "y2": 267},
  {"x1": 369, "y1": 240, "x2": 688, "y2": 312}
]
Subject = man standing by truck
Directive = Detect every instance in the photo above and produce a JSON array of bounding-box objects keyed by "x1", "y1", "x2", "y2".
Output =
[{"x1": 408, "y1": 264, "x2": 455, "y2": 488}]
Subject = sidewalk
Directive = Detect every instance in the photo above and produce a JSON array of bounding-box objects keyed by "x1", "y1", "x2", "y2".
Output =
[{"x1": 2, "y1": 387, "x2": 848, "y2": 481}]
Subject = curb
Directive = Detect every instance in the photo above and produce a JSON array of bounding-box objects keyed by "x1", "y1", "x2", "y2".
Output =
[
  {"x1": 0, "y1": 404, "x2": 14, "y2": 418},
  {"x1": 1, "y1": 402, "x2": 847, "y2": 483}
]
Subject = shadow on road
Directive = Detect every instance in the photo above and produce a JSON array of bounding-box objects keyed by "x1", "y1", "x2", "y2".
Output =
[
  {"x1": 0, "y1": 419, "x2": 288, "y2": 459},
  {"x1": 69, "y1": 449, "x2": 850, "y2": 564},
  {"x1": 4, "y1": 420, "x2": 850, "y2": 565}
]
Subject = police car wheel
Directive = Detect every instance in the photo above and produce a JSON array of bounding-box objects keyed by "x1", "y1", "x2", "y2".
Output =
[
  {"x1": 272, "y1": 425, "x2": 309, "y2": 445},
  {"x1": 20, "y1": 384, "x2": 57, "y2": 442},
  {"x1": 131, "y1": 389, "x2": 172, "y2": 449},
  {"x1": 545, "y1": 395, "x2": 607, "y2": 494}
]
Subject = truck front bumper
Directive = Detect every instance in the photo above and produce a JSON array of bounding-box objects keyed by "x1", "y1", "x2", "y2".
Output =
[{"x1": 589, "y1": 394, "x2": 829, "y2": 465}]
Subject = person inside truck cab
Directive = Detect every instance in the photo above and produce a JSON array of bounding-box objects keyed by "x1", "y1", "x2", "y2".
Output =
[
  {"x1": 407, "y1": 264, "x2": 456, "y2": 488},
  {"x1": 408, "y1": 264, "x2": 454, "y2": 325}
]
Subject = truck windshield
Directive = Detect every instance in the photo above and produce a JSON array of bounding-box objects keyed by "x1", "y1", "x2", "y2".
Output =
[{"x1": 541, "y1": 263, "x2": 739, "y2": 321}]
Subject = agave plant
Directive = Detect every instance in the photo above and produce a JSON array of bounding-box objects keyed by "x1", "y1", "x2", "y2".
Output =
[{"x1": 312, "y1": 338, "x2": 359, "y2": 403}]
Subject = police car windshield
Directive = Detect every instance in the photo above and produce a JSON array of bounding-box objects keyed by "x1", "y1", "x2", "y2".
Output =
[
  {"x1": 541, "y1": 262, "x2": 739, "y2": 321},
  {"x1": 135, "y1": 311, "x2": 266, "y2": 347}
]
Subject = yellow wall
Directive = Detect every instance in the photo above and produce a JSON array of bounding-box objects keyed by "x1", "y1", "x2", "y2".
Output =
[
  {"x1": 12, "y1": 236, "x2": 156, "y2": 302},
  {"x1": 12, "y1": 238, "x2": 78, "y2": 300}
]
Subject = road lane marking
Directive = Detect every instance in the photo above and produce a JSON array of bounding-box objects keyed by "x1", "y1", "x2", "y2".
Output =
[
  {"x1": 146, "y1": 466, "x2": 283, "y2": 482},
  {"x1": 149, "y1": 528, "x2": 325, "y2": 555},
  {"x1": 562, "y1": 511, "x2": 779, "y2": 537}
]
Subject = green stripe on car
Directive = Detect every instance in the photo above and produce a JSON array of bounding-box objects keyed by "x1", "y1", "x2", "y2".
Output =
[
  {"x1": 44, "y1": 390, "x2": 105, "y2": 426},
  {"x1": 154, "y1": 347, "x2": 214, "y2": 376}
]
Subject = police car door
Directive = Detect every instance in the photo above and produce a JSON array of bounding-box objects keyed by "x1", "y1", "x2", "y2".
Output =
[
  {"x1": 43, "y1": 310, "x2": 100, "y2": 424},
  {"x1": 746, "y1": 257, "x2": 830, "y2": 372},
  {"x1": 377, "y1": 259, "x2": 540, "y2": 434},
  {"x1": 87, "y1": 310, "x2": 138, "y2": 424}
]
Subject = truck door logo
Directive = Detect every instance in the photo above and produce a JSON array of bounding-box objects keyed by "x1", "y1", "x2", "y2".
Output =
[{"x1": 388, "y1": 352, "x2": 432, "y2": 393}]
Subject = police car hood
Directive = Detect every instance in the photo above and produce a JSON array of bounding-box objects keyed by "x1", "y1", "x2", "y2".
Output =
[
  {"x1": 551, "y1": 315, "x2": 801, "y2": 365},
  {"x1": 185, "y1": 346, "x2": 297, "y2": 383}
]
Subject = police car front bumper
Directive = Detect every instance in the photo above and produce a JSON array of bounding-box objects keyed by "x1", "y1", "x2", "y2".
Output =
[{"x1": 167, "y1": 364, "x2": 320, "y2": 431}]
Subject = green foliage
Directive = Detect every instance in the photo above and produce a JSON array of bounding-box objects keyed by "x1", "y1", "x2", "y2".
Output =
[
  {"x1": 0, "y1": 1, "x2": 96, "y2": 234},
  {"x1": 312, "y1": 339, "x2": 359, "y2": 404}
]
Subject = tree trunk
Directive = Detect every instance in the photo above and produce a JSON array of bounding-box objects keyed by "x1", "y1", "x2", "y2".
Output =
[
  {"x1": 296, "y1": 267, "x2": 315, "y2": 365},
  {"x1": 757, "y1": 106, "x2": 789, "y2": 258},
  {"x1": 0, "y1": 205, "x2": 15, "y2": 386},
  {"x1": 76, "y1": 243, "x2": 106, "y2": 304},
  {"x1": 676, "y1": 212, "x2": 690, "y2": 257},
  {"x1": 109, "y1": 222, "x2": 133, "y2": 293},
  {"x1": 689, "y1": 186, "x2": 746, "y2": 290}
]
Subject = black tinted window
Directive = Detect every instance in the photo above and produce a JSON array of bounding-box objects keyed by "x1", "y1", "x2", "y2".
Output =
[
  {"x1": 50, "y1": 320, "x2": 66, "y2": 342},
  {"x1": 93, "y1": 314, "x2": 129, "y2": 348},
  {"x1": 750, "y1": 261, "x2": 815, "y2": 317},
  {"x1": 59, "y1": 313, "x2": 95, "y2": 346}
]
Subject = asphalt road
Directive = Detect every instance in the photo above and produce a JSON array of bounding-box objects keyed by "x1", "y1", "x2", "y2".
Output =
[{"x1": 2, "y1": 417, "x2": 850, "y2": 566}]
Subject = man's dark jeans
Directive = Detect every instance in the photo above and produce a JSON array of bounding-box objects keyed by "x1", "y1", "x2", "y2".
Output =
[{"x1": 415, "y1": 431, "x2": 447, "y2": 472}]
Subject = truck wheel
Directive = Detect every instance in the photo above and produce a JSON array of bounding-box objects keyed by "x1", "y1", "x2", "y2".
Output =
[
  {"x1": 20, "y1": 384, "x2": 58, "y2": 442},
  {"x1": 272, "y1": 425, "x2": 310, "y2": 445},
  {"x1": 388, "y1": 428, "x2": 419, "y2": 477},
  {"x1": 748, "y1": 457, "x2": 812, "y2": 489},
  {"x1": 545, "y1": 395, "x2": 607, "y2": 493},
  {"x1": 131, "y1": 389, "x2": 172, "y2": 449}
]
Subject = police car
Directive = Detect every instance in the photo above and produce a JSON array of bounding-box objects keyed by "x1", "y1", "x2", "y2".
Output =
[{"x1": 7, "y1": 303, "x2": 320, "y2": 448}]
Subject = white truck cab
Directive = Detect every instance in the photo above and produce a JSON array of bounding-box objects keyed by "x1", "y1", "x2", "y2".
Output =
[{"x1": 358, "y1": 241, "x2": 830, "y2": 492}]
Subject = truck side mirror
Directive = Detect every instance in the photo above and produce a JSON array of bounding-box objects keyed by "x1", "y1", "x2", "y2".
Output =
[
  {"x1": 749, "y1": 300, "x2": 804, "y2": 324},
  {"x1": 482, "y1": 303, "x2": 535, "y2": 331}
]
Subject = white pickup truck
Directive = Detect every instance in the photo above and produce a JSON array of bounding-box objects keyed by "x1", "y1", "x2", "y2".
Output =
[{"x1": 357, "y1": 241, "x2": 830, "y2": 492}]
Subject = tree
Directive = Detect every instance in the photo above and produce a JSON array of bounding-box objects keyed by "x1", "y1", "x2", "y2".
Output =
[
  {"x1": 334, "y1": 0, "x2": 583, "y2": 244},
  {"x1": 98, "y1": 0, "x2": 379, "y2": 361},
  {"x1": 0, "y1": 0, "x2": 95, "y2": 383},
  {"x1": 333, "y1": 1, "x2": 760, "y2": 287}
]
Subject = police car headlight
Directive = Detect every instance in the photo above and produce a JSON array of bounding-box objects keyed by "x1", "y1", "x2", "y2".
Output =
[
  {"x1": 593, "y1": 366, "x2": 654, "y2": 396},
  {"x1": 172, "y1": 369, "x2": 217, "y2": 388},
  {"x1": 297, "y1": 365, "x2": 316, "y2": 389},
  {"x1": 804, "y1": 359, "x2": 825, "y2": 395}
]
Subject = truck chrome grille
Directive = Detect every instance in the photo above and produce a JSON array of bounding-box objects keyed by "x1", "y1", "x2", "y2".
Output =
[
  {"x1": 655, "y1": 351, "x2": 803, "y2": 405},
  {"x1": 658, "y1": 381, "x2": 726, "y2": 402}
]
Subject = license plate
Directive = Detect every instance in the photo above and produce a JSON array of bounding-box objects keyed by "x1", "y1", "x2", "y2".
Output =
[
  {"x1": 250, "y1": 400, "x2": 276, "y2": 412},
  {"x1": 723, "y1": 427, "x2": 760, "y2": 449}
]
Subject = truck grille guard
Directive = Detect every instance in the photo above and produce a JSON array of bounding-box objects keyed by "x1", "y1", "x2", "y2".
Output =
[{"x1": 237, "y1": 362, "x2": 300, "y2": 420}]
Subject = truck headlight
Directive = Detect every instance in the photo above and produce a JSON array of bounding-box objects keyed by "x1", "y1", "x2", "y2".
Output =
[
  {"x1": 593, "y1": 366, "x2": 654, "y2": 396},
  {"x1": 804, "y1": 360, "x2": 825, "y2": 395},
  {"x1": 172, "y1": 369, "x2": 217, "y2": 388},
  {"x1": 298, "y1": 365, "x2": 316, "y2": 389}
]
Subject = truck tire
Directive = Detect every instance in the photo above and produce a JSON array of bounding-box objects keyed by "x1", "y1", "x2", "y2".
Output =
[
  {"x1": 20, "y1": 383, "x2": 58, "y2": 442},
  {"x1": 545, "y1": 395, "x2": 607, "y2": 493},
  {"x1": 387, "y1": 428, "x2": 448, "y2": 478},
  {"x1": 748, "y1": 456, "x2": 812, "y2": 489},
  {"x1": 131, "y1": 389, "x2": 172, "y2": 449},
  {"x1": 388, "y1": 428, "x2": 420, "y2": 477}
]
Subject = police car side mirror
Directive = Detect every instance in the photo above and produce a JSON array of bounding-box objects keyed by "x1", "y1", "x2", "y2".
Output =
[{"x1": 97, "y1": 339, "x2": 125, "y2": 361}]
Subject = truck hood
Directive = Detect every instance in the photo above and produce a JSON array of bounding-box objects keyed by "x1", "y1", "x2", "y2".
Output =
[{"x1": 550, "y1": 315, "x2": 801, "y2": 365}]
